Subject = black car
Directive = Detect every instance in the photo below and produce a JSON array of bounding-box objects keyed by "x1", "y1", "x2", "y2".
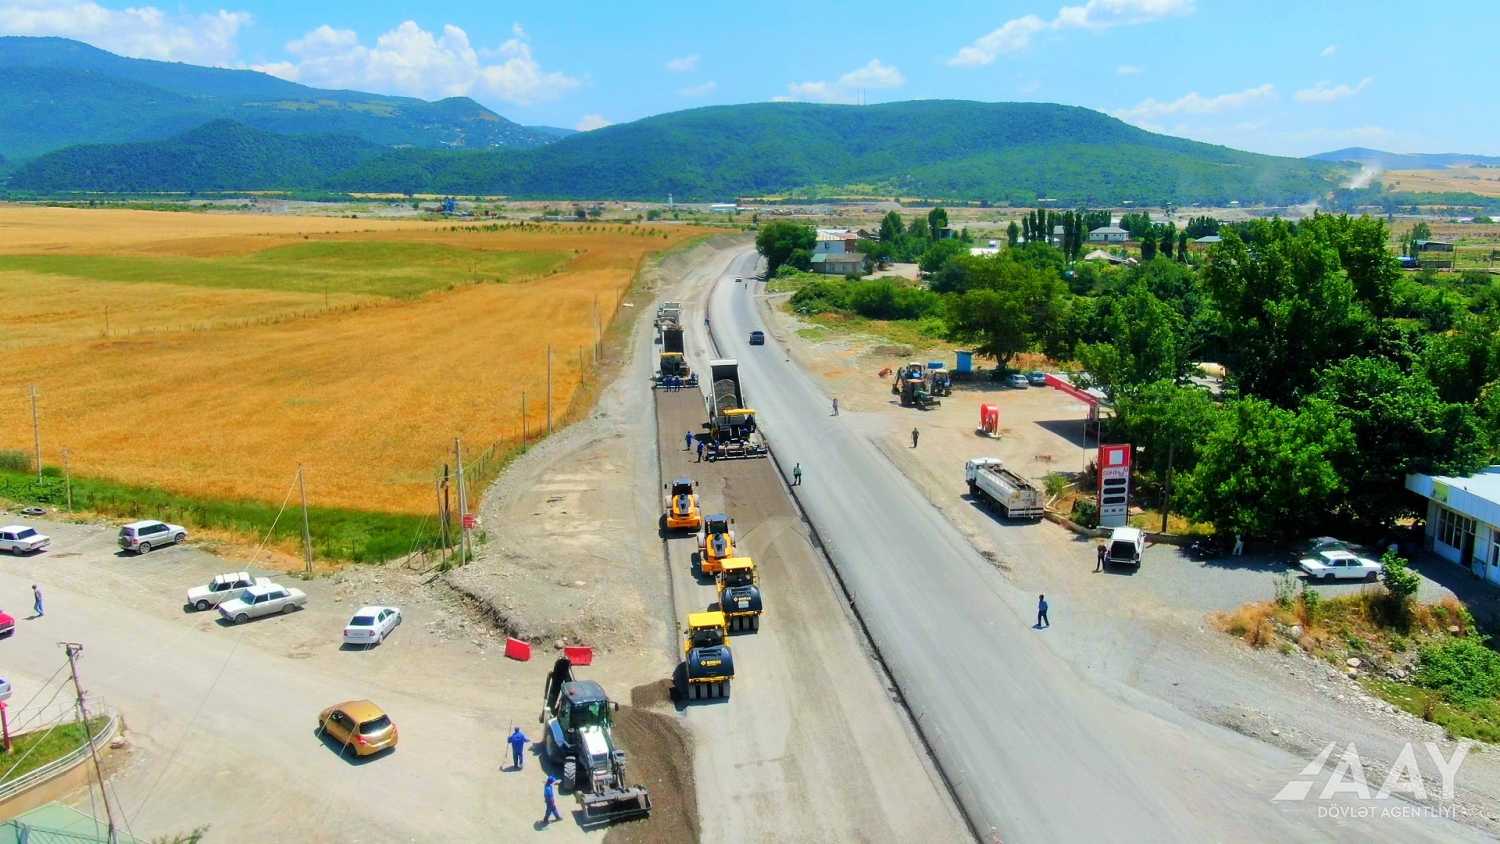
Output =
[{"x1": 749, "y1": 330, "x2": 765, "y2": 345}]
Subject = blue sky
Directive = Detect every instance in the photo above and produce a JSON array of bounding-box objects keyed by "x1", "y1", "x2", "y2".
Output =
[{"x1": 3, "y1": 0, "x2": 1497, "y2": 156}]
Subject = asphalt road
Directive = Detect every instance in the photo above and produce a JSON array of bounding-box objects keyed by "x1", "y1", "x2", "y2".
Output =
[
  {"x1": 697, "y1": 249, "x2": 1483, "y2": 843},
  {"x1": 647, "y1": 263, "x2": 963, "y2": 839}
]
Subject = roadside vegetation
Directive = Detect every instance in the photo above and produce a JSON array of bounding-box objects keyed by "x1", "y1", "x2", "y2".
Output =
[
  {"x1": 0, "y1": 716, "x2": 109, "y2": 784},
  {"x1": 763, "y1": 210, "x2": 1500, "y2": 540}
]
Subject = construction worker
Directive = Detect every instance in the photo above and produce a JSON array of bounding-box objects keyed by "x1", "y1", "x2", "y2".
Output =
[
  {"x1": 792, "y1": 463, "x2": 802, "y2": 486},
  {"x1": 696, "y1": 439, "x2": 705, "y2": 462},
  {"x1": 541, "y1": 776, "x2": 562, "y2": 824},
  {"x1": 507, "y1": 726, "x2": 529, "y2": 770},
  {"x1": 1095, "y1": 544, "x2": 1106, "y2": 572},
  {"x1": 911, "y1": 427, "x2": 920, "y2": 448},
  {"x1": 684, "y1": 431, "x2": 693, "y2": 451},
  {"x1": 1036, "y1": 594, "x2": 1049, "y2": 628}
]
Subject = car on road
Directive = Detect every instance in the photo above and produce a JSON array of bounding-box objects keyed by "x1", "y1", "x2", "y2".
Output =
[
  {"x1": 343, "y1": 606, "x2": 402, "y2": 647},
  {"x1": 1026, "y1": 371, "x2": 1048, "y2": 386},
  {"x1": 735, "y1": 276, "x2": 744, "y2": 283},
  {"x1": 118, "y1": 520, "x2": 187, "y2": 553},
  {"x1": 217, "y1": 583, "x2": 307, "y2": 623},
  {"x1": 0, "y1": 608, "x2": 13, "y2": 637},
  {"x1": 1005, "y1": 373, "x2": 1029, "y2": 388},
  {"x1": 749, "y1": 330, "x2": 765, "y2": 345},
  {"x1": 0, "y1": 525, "x2": 49, "y2": 555},
  {"x1": 186, "y1": 572, "x2": 270, "y2": 611},
  {"x1": 318, "y1": 699, "x2": 398, "y2": 756},
  {"x1": 1298, "y1": 549, "x2": 1381, "y2": 581}
]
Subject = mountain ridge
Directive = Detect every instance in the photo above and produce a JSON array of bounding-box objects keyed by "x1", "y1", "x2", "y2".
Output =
[{"x1": 1309, "y1": 147, "x2": 1500, "y2": 170}]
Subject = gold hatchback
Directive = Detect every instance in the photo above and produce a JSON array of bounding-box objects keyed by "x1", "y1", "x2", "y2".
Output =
[{"x1": 318, "y1": 699, "x2": 398, "y2": 757}]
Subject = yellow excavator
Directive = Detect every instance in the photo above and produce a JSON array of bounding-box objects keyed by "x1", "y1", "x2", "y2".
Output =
[
  {"x1": 680, "y1": 611, "x2": 734, "y2": 700},
  {"x1": 716, "y1": 557, "x2": 762, "y2": 632},
  {"x1": 663, "y1": 478, "x2": 702, "y2": 531},
  {"x1": 697, "y1": 513, "x2": 735, "y2": 575}
]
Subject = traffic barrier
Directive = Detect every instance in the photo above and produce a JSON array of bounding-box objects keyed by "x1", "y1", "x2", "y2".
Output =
[
  {"x1": 563, "y1": 646, "x2": 594, "y2": 666},
  {"x1": 504, "y1": 637, "x2": 532, "y2": 661}
]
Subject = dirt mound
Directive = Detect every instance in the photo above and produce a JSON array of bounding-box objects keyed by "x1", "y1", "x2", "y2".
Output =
[{"x1": 603, "y1": 688, "x2": 697, "y2": 844}]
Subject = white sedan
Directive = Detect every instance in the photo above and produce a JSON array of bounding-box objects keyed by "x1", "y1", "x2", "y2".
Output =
[
  {"x1": 1298, "y1": 549, "x2": 1381, "y2": 581},
  {"x1": 0, "y1": 526, "x2": 49, "y2": 555},
  {"x1": 187, "y1": 572, "x2": 270, "y2": 611},
  {"x1": 343, "y1": 606, "x2": 402, "y2": 647},
  {"x1": 217, "y1": 583, "x2": 307, "y2": 624}
]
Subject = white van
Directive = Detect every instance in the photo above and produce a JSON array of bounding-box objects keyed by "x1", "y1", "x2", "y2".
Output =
[{"x1": 1105, "y1": 527, "x2": 1144, "y2": 567}]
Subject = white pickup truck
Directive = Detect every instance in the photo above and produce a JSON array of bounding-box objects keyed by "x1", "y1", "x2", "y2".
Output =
[{"x1": 965, "y1": 458, "x2": 1044, "y2": 519}]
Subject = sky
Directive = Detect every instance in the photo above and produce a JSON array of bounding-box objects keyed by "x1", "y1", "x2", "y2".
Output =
[{"x1": 2, "y1": 0, "x2": 1497, "y2": 157}]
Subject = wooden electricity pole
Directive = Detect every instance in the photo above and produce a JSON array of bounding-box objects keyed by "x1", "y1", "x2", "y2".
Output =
[
  {"x1": 521, "y1": 391, "x2": 528, "y2": 445},
  {"x1": 29, "y1": 385, "x2": 41, "y2": 480},
  {"x1": 454, "y1": 438, "x2": 469, "y2": 563},
  {"x1": 62, "y1": 642, "x2": 117, "y2": 844},
  {"x1": 546, "y1": 344, "x2": 553, "y2": 435},
  {"x1": 298, "y1": 464, "x2": 314, "y2": 575},
  {"x1": 62, "y1": 448, "x2": 72, "y2": 511},
  {"x1": 434, "y1": 476, "x2": 449, "y2": 559}
]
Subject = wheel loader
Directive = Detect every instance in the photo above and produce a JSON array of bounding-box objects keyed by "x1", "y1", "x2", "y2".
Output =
[
  {"x1": 680, "y1": 611, "x2": 734, "y2": 700},
  {"x1": 891, "y1": 361, "x2": 926, "y2": 394},
  {"x1": 716, "y1": 557, "x2": 762, "y2": 632},
  {"x1": 663, "y1": 478, "x2": 702, "y2": 531},
  {"x1": 539, "y1": 658, "x2": 652, "y2": 824},
  {"x1": 697, "y1": 513, "x2": 736, "y2": 576}
]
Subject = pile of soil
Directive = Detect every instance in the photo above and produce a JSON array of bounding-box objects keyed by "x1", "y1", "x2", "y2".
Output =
[{"x1": 603, "y1": 682, "x2": 698, "y2": 844}]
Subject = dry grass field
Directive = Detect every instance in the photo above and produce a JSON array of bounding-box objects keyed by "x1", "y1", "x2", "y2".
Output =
[
  {"x1": 1384, "y1": 168, "x2": 1500, "y2": 198},
  {"x1": 0, "y1": 205, "x2": 714, "y2": 515}
]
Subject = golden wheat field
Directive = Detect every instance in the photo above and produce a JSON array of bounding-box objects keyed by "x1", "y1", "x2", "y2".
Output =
[{"x1": 0, "y1": 205, "x2": 714, "y2": 513}]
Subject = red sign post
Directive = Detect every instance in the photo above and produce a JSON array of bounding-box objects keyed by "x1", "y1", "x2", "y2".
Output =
[{"x1": 1097, "y1": 443, "x2": 1132, "y2": 528}]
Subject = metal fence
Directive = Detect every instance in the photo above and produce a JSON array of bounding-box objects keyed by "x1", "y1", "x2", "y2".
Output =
[{"x1": 0, "y1": 709, "x2": 119, "y2": 804}]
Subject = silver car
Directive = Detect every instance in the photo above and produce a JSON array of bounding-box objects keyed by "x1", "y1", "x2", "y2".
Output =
[
  {"x1": 119, "y1": 520, "x2": 187, "y2": 553},
  {"x1": 0, "y1": 525, "x2": 49, "y2": 555},
  {"x1": 217, "y1": 583, "x2": 307, "y2": 624}
]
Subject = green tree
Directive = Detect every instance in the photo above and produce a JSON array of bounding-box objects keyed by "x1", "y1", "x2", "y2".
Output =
[
  {"x1": 1380, "y1": 549, "x2": 1421, "y2": 606},
  {"x1": 857, "y1": 237, "x2": 893, "y2": 271},
  {"x1": 1075, "y1": 281, "x2": 1189, "y2": 399},
  {"x1": 1179, "y1": 397, "x2": 1353, "y2": 538},
  {"x1": 1111, "y1": 380, "x2": 1220, "y2": 480},
  {"x1": 1177, "y1": 230, "x2": 1189, "y2": 261},
  {"x1": 1160, "y1": 223, "x2": 1176, "y2": 259},
  {"x1": 928, "y1": 207, "x2": 949, "y2": 236},
  {"x1": 945, "y1": 257, "x2": 1066, "y2": 368},
  {"x1": 918, "y1": 238, "x2": 969, "y2": 274},
  {"x1": 755, "y1": 221, "x2": 816, "y2": 274},
  {"x1": 1006, "y1": 220, "x2": 1020, "y2": 246},
  {"x1": 1140, "y1": 228, "x2": 1157, "y2": 261},
  {"x1": 878, "y1": 211, "x2": 906, "y2": 242}
]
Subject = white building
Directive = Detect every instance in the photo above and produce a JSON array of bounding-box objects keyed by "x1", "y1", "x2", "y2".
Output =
[
  {"x1": 710, "y1": 203, "x2": 738, "y2": 213},
  {"x1": 1088, "y1": 225, "x2": 1129, "y2": 243},
  {"x1": 814, "y1": 228, "x2": 857, "y2": 256},
  {"x1": 1406, "y1": 466, "x2": 1500, "y2": 583}
]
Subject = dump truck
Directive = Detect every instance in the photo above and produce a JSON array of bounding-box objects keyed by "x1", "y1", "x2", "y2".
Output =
[
  {"x1": 680, "y1": 611, "x2": 734, "y2": 700},
  {"x1": 704, "y1": 359, "x2": 767, "y2": 459},
  {"x1": 716, "y1": 557, "x2": 763, "y2": 632},
  {"x1": 900, "y1": 377, "x2": 940, "y2": 410},
  {"x1": 965, "y1": 458, "x2": 1043, "y2": 519},
  {"x1": 654, "y1": 301, "x2": 682, "y2": 328},
  {"x1": 540, "y1": 658, "x2": 652, "y2": 824},
  {"x1": 654, "y1": 324, "x2": 697, "y2": 387},
  {"x1": 697, "y1": 512, "x2": 736, "y2": 576},
  {"x1": 663, "y1": 478, "x2": 702, "y2": 531},
  {"x1": 891, "y1": 361, "x2": 927, "y2": 394}
]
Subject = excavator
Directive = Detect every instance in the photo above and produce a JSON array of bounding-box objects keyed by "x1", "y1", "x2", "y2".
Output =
[
  {"x1": 716, "y1": 557, "x2": 763, "y2": 632},
  {"x1": 663, "y1": 478, "x2": 702, "y2": 531},
  {"x1": 539, "y1": 657, "x2": 652, "y2": 824},
  {"x1": 680, "y1": 611, "x2": 734, "y2": 700},
  {"x1": 697, "y1": 513, "x2": 736, "y2": 576}
]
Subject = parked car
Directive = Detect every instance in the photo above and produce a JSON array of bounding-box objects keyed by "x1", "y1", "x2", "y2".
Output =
[
  {"x1": 343, "y1": 606, "x2": 402, "y2": 647},
  {"x1": 186, "y1": 572, "x2": 270, "y2": 611},
  {"x1": 0, "y1": 525, "x2": 49, "y2": 555},
  {"x1": 118, "y1": 520, "x2": 187, "y2": 553},
  {"x1": 1105, "y1": 526, "x2": 1145, "y2": 567},
  {"x1": 318, "y1": 699, "x2": 398, "y2": 757},
  {"x1": 217, "y1": 583, "x2": 307, "y2": 624},
  {"x1": 1298, "y1": 549, "x2": 1381, "y2": 581},
  {"x1": 1006, "y1": 373, "x2": 1029, "y2": 388},
  {"x1": 0, "y1": 609, "x2": 14, "y2": 637},
  {"x1": 749, "y1": 330, "x2": 765, "y2": 345},
  {"x1": 1026, "y1": 371, "x2": 1048, "y2": 386}
]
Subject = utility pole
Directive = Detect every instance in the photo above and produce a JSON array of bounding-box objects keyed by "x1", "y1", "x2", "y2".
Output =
[
  {"x1": 297, "y1": 464, "x2": 314, "y2": 575},
  {"x1": 454, "y1": 438, "x2": 469, "y2": 563},
  {"x1": 29, "y1": 385, "x2": 41, "y2": 480},
  {"x1": 61, "y1": 643, "x2": 116, "y2": 844},
  {"x1": 521, "y1": 391, "x2": 528, "y2": 446},
  {"x1": 1161, "y1": 440, "x2": 1176, "y2": 534},
  {"x1": 593, "y1": 295, "x2": 602, "y2": 360},
  {"x1": 62, "y1": 448, "x2": 72, "y2": 512},
  {"x1": 103, "y1": 306, "x2": 110, "y2": 337},
  {"x1": 546, "y1": 344, "x2": 553, "y2": 435},
  {"x1": 434, "y1": 476, "x2": 448, "y2": 560}
]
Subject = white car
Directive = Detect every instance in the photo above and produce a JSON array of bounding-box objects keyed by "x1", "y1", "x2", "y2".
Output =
[
  {"x1": 343, "y1": 606, "x2": 402, "y2": 647},
  {"x1": 0, "y1": 526, "x2": 49, "y2": 555},
  {"x1": 217, "y1": 583, "x2": 307, "y2": 624},
  {"x1": 1298, "y1": 549, "x2": 1381, "y2": 581},
  {"x1": 186, "y1": 572, "x2": 271, "y2": 611},
  {"x1": 118, "y1": 520, "x2": 187, "y2": 553}
]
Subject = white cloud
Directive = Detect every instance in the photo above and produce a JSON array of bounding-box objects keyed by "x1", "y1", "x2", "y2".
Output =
[
  {"x1": 1116, "y1": 64, "x2": 1143, "y2": 75},
  {"x1": 665, "y1": 54, "x2": 699, "y2": 73},
  {"x1": 837, "y1": 58, "x2": 905, "y2": 89},
  {"x1": 783, "y1": 58, "x2": 905, "y2": 103},
  {"x1": 251, "y1": 61, "x2": 300, "y2": 81},
  {"x1": 274, "y1": 19, "x2": 580, "y2": 106},
  {"x1": 677, "y1": 80, "x2": 717, "y2": 97},
  {"x1": 1294, "y1": 77, "x2": 1373, "y2": 104},
  {"x1": 0, "y1": 1, "x2": 251, "y2": 65},
  {"x1": 1320, "y1": 44, "x2": 1338, "y2": 57},
  {"x1": 1114, "y1": 83, "x2": 1274, "y2": 121},
  {"x1": 575, "y1": 114, "x2": 611, "y2": 131},
  {"x1": 949, "y1": 0, "x2": 1193, "y2": 66}
]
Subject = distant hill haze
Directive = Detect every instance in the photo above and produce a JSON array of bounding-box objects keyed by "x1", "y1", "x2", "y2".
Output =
[
  {"x1": 8, "y1": 98, "x2": 1347, "y2": 204},
  {"x1": 0, "y1": 36, "x2": 559, "y2": 160},
  {"x1": 1309, "y1": 147, "x2": 1500, "y2": 170}
]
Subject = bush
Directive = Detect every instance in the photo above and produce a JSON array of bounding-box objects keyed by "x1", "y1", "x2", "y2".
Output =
[
  {"x1": 0, "y1": 450, "x2": 29, "y2": 472},
  {"x1": 1381, "y1": 548, "x2": 1421, "y2": 603},
  {"x1": 1415, "y1": 638, "x2": 1500, "y2": 706},
  {"x1": 1071, "y1": 499, "x2": 1098, "y2": 528},
  {"x1": 789, "y1": 279, "x2": 851, "y2": 314},
  {"x1": 847, "y1": 280, "x2": 940, "y2": 320},
  {"x1": 1273, "y1": 571, "x2": 1297, "y2": 609}
]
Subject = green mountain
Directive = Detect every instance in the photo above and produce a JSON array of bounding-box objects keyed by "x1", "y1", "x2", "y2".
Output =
[
  {"x1": 1309, "y1": 147, "x2": 1500, "y2": 170},
  {"x1": 0, "y1": 36, "x2": 557, "y2": 160},
  {"x1": 11, "y1": 121, "x2": 385, "y2": 192},
  {"x1": 8, "y1": 100, "x2": 1349, "y2": 205}
]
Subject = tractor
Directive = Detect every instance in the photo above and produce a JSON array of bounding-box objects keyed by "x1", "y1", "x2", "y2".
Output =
[
  {"x1": 900, "y1": 378, "x2": 940, "y2": 410},
  {"x1": 716, "y1": 557, "x2": 762, "y2": 632},
  {"x1": 663, "y1": 478, "x2": 702, "y2": 531},
  {"x1": 891, "y1": 361, "x2": 927, "y2": 394},
  {"x1": 680, "y1": 611, "x2": 734, "y2": 700},
  {"x1": 697, "y1": 513, "x2": 736, "y2": 576},
  {"x1": 539, "y1": 658, "x2": 652, "y2": 824}
]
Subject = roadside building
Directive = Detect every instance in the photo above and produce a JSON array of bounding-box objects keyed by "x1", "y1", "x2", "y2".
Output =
[
  {"x1": 1082, "y1": 249, "x2": 1132, "y2": 265},
  {"x1": 1415, "y1": 239, "x2": 1456, "y2": 269},
  {"x1": 1088, "y1": 225, "x2": 1129, "y2": 243},
  {"x1": 1194, "y1": 235, "x2": 1222, "y2": 245},
  {"x1": 710, "y1": 203, "x2": 739, "y2": 213},
  {"x1": 1406, "y1": 466, "x2": 1500, "y2": 583},
  {"x1": 814, "y1": 228, "x2": 857, "y2": 256},
  {"x1": 811, "y1": 252, "x2": 864, "y2": 274}
]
